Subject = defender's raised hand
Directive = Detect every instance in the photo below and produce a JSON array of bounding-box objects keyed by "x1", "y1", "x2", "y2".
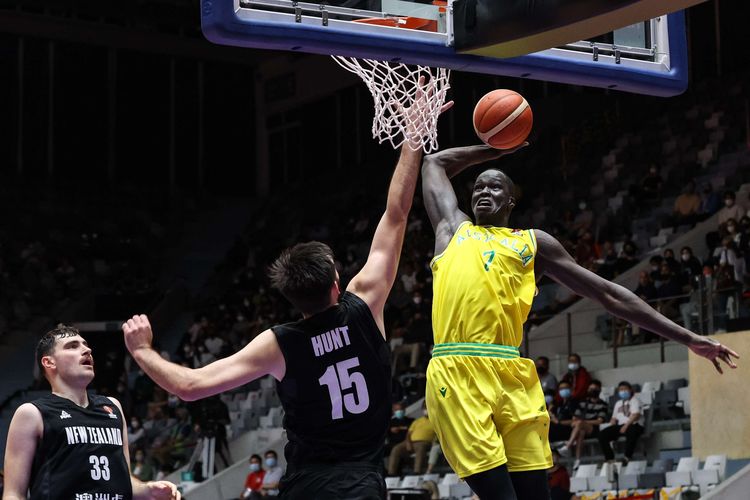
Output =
[{"x1": 122, "y1": 314, "x2": 154, "y2": 354}]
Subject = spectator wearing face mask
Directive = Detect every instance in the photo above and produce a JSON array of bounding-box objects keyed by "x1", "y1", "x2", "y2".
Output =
[
  {"x1": 388, "y1": 404, "x2": 435, "y2": 475},
  {"x1": 718, "y1": 191, "x2": 746, "y2": 227},
  {"x1": 561, "y1": 353, "x2": 592, "y2": 401},
  {"x1": 261, "y1": 450, "x2": 282, "y2": 497},
  {"x1": 662, "y1": 249, "x2": 680, "y2": 275},
  {"x1": 598, "y1": 382, "x2": 644, "y2": 463},
  {"x1": 386, "y1": 403, "x2": 413, "y2": 454},
  {"x1": 615, "y1": 242, "x2": 639, "y2": 275},
  {"x1": 558, "y1": 380, "x2": 608, "y2": 468},
  {"x1": 128, "y1": 416, "x2": 145, "y2": 446},
  {"x1": 548, "y1": 381, "x2": 578, "y2": 442},
  {"x1": 240, "y1": 454, "x2": 265, "y2": 499},
  {"x1": 536, "y1": 356, "x2": 558, "y2": 393},
  {"x1": 679, "y1": 246, "x2": 703, "y2": 280},
  {"x1": 131, "y1": 448, "x2": 154, "y2": 482}
]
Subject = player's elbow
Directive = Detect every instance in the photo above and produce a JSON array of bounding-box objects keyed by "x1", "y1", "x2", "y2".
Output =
[{"x1": 175, "y1": 372, "x2": 203, "y2": 402}]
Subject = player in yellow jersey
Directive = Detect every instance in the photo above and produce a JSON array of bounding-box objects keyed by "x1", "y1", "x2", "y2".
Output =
[{"x1": 421, "y1": 144, "x2": 739, "y2": 500}]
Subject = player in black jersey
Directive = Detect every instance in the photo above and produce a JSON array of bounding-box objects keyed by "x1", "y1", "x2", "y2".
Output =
[
  {"x1": 121, "y1": 88, "x2": 453, "y2": 499},
  {"x1": 3, "y1": 324, "x2": 180, "y2": 500}
]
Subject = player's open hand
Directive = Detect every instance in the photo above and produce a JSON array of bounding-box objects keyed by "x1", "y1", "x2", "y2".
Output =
[
  {"x1": 122, "y1": 314, "x2": 155, "y2": 354},
  {"x1": 403, "y1": 75, "x2": 454, "y2": 150},
  {"x1": 688, "y1": 335, "x2": 739, "y2": 374},
  {"x1": 145, "y1": 480, "x2": 181, "y2": 500}
]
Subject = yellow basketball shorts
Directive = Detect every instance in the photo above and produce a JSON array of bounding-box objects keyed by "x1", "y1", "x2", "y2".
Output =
[{"x1": 425, "y1": 343, "x2": 552, "y2": 478}]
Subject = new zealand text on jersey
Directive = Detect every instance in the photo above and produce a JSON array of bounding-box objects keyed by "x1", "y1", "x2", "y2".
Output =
[
  {"x1": 311, "y1": 325, "x2": 351, "y2": 357},
  {"x1": 64, "y1": 426, "x2": 124, "y2": 446}
]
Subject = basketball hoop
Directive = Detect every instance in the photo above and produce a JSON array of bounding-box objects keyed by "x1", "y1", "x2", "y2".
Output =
[{"x1": 332, "y1": 54, "x2": 450, "y2": 153}]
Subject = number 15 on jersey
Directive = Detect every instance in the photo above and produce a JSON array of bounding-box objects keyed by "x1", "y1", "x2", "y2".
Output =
[{"x1": 318, "y1": 357, "x2": 370, "y2": 420}]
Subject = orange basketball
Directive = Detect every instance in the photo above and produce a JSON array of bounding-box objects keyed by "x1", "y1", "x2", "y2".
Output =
[{"x1": 473, "y1": 89, "x2": 533, "y2": 149}]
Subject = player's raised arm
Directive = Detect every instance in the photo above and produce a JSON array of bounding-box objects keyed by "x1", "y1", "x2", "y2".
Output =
[
  {"x1": 122, "y1": 315, "x2": 285, "y2": 401},
  {"x1": 347, "y1": 79, "x2": 452, "y2": 333},
  {"x1": 421, "y1": 144, "x2": 526, "y2": 255},
  {"x1": 3, "y1": 403, "x2": 43, "y2": 500},
  {"x1": 533, "y1": 229, "x2": 739, "y2": 374}
]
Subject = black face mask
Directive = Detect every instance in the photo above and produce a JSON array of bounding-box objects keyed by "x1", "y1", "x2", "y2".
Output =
[
  {"x1": 587, "y1": 389, "x2": 600, "y2": 398},
  {"x1": 536, "y1": 365, "x2": 548, "y2": 375}
]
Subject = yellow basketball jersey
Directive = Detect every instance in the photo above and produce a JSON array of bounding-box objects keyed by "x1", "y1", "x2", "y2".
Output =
[{"x1": 430, "y1": 222, "x2": 537, "y2": 347}]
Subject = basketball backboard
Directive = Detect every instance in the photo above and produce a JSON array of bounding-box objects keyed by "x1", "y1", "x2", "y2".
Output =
[{"x1": 201, "y1": 0, "x2": 692, "y2": 96}]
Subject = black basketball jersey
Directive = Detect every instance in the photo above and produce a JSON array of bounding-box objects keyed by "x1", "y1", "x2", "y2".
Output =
[
  {"x1": 29, "y1": 393, "x2": 133, "y2": 500},
  {"x1": 272, "y1": 291, "x2": 391, "y2": 468}
]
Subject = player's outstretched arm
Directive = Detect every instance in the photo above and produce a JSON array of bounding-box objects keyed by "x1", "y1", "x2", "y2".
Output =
[
  {"x1": 348, "y1": 78, "x2": 453, "y2": 334},
  {"x1": 122, "y1": 315, "x2": 285, "y2": 401},
  {"x1": 347, "y1": 144, "x2": 423, "y2": 335},
  {"x1": 2, "y1": 403, "x2": 42, "y2": 500},
  {"x1": 534, "y1": 229, "x2": 739, "y2": 374},
  {"x1": 421, "y1": 143, "x2": 526, "y2": 255}
]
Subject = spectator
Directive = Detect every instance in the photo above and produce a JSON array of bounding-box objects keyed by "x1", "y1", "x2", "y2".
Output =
[
  {"x1": 561, "y1": 353, "x2": 592, "y2": 402},
  {"x1": 717, "y1": 191, "x2": 746, "y2": 227},
  {"x1": 388, "y1": 403, "x2": 435, "y2": 476},
  {"x1": 548, "y1": 450, "x2": 572, "y2": 500},
  {"x1": 640, "y1": 165, "x2": 663, "y2": 201},
  {"x1": 725, "y1": 218, "x2": 743, "y2": 247},
  {"x1": 648, "y1": 256, "x2": 664, "y2": 283},
  {"x1": 717, "y1": 237, "x2": 746, "y2": 288},
  {"x1": 574, "y1": 231, "x2": 596, "y2": 268},
  {"x1": 598, "y1": 381, "x2": 645, "y2": 463},
  {"x1": 204, "y1": 330, "x2": 226, "y2": 357},
  {"x1": 131, "y1": 448, "x2": 154, "y2": 482},
  {"x1": 260, "y1": 450, "x2": 282, "y2": 497},
  {"x1": 700, "y1": 183, "x2": 721, "y2": 217},
  {"x1": 679, "y1": 246, "x2": 703, "y2": 280},
  {"x1": 386, "y1": 403, "x2": 413, "y2": 454},
  {"x1": 558, "y1": 380, "x2": 608, "y2": 468},
  {"x1": 240, "y1": 454, "x2": 265, "y2": 499},
  {"x1": 663, "y1": 249, "x2": 680, "y2": 274},
  {"x1": 672, "y1": 181, "x2": 701, "y2": 225},
  {"x1": 128, "y1": 415, "x2": 146, "y2": 446},
  {"x1": 634, "y1": 271, "x2": 657, "y2": 303},
  {"x1": 656, "y1": 262, "x2": 685, "y2": 321},
  {"x1": 615, "y1": 242, "x2": 638, "y2": 275},
  {"x1": 536, "y1": 356, "x2": 558, "y2": 393},
  {"x1": 549, "y1": 381, "x2": 578, "y2": 442}
]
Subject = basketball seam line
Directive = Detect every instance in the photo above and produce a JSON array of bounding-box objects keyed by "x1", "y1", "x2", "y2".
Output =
[{"x1": 474, "y1": 97, "x2": 529, "y2": 144}]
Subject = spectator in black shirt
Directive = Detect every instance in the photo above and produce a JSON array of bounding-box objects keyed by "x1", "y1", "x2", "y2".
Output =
[
  {"x1": 649, "y1": 256, "x2": 664, "y2": 284},
  {"x1": 557, "y1": 380, "x2": 608, "y2": 468},
  {"x1": 634, "y1": 271, "x2": 657, "y2": 303},
  {"x1": 386, "y1": 403, "x2": 413, "y2": 454},
  {"x1": 663, "y1": 249, "x2": 680, "y2": 275},
  {"x1": 656, "y1": 262, "x2": 685, "y2": 321},
  {"x1": 679, "y1": 246, "x2": 703, "y2": 281},
  {"x1": 615, "y1": 242, "x2": 639, "y2": 275},
  {"x1": 549, "y1": 381, "x2": 578, "y2": 442},
  {"x1": 640, "y1": 165, "x2": 663, "y2": 201}
]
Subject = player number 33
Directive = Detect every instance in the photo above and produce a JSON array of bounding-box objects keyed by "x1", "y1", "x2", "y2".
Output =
[{"x1": 89, "y1": 455, "x2": 111, "y2": 481}]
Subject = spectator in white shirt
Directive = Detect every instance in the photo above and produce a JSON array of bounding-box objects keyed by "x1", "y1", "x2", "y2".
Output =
[
  {"x1": 597, "y1": 381, "x2": 644, "y2": 463},
  {"x1": 717, "y1": 191, "x2": 746, "y2": 227},
  {"x1": 261, "y1": 449, "x2": 283, "y2": 497},
  {"x1": 535, "y1": 356, "x2": 558, "y2": 393}
]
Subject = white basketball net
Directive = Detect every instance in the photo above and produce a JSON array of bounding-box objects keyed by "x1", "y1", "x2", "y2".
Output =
[{"x1": 332, "y1": 56, "x2": 450, "y2": 153}]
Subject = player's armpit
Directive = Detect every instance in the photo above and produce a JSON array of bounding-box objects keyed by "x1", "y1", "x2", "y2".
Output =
[{"x1": 3, "y1": 403, "x2": 43, "y2": 499}]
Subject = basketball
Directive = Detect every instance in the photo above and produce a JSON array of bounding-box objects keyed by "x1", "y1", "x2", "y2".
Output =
[{"x1": 472, "y1": 89, "x2": 533, "y2": 150}]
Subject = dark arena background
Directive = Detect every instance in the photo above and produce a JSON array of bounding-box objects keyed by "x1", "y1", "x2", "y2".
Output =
[{"x1": 1, "y1": 1, "x2": 750, "y2": 499}]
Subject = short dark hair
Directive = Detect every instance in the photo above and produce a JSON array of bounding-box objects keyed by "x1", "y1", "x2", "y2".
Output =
[
  {"x1": 568, "y1": 353, "x2": 581, "y2": 362},
  {"x1": 590, "y1": 379, "x2": 602, "y2": 388},
  {"x1": 249, "y1": 454, "x2": 262, "y2": 463},
  {"x1": 724, "y1": 190, "x2": 735, "y2": 199},
  {"x1": 265, "y1": 449, "x2": 277, "y2": 459},
  {"x1": 268, "y1": 241, "x2": 337, "y2": 315},
  {"x1": 537, "y1": 356, "x2": 549, "y2": 364},
  {"x1": 617, "y1": 381, "x2": 632, "y2": 390},
  {"x1": 36, "y1": 324, "x2": 82, "y2": 380}
]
